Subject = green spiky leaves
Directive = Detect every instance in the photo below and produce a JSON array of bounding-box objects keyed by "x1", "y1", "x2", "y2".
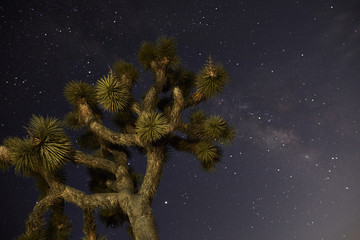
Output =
[
  {"x1": 193, "y1": 141, "x2": 221, "y2": 171},
  {"x1": 138, "y1": 36, "x2": 179, "y2": 69},
  {"x1": 96, "y1": 72, "x2": 130, "y2": 113},
  {"x1": 188, "y1": 111, "x2": 235, "y2": 144},
  {"x1": 64, "y1": 81, "x2": 97, "y2": 107},
  {"x1": 203, "y1": 115, "x2": 236, "y2": 143},
  {"x1": 4, "y1": 115, "x2": 72, "y2": 175},
  {"x1": 189, "y1": 109, "x2": 206, "y2": 124},
  {"x1": 113, "y1": 60, "x2": 139, "y2": 85},
  {"x1": 194, "y1": 56, "x2": 229, "y2": 101},
  {"x1": 136, "y1": 112, "x2": 170, "y2": 143},
  {"x1": 63, "y1": 111, "x2": 82, "y2": 130}
]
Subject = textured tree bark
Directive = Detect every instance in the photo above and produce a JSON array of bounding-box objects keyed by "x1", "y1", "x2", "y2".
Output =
[{"x1": 128, "y1": 195, "x2": 159, "y2": 240}]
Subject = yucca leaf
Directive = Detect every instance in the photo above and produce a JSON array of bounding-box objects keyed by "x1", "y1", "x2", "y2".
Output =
[
  {"x1": 194, "y1": 57, "x2": 228, "y2": 100},
  {"x1": 28, "y1": 115, "x2": 72, "y2": 172},
  {"x1": 218, "y1": 125, "x2": 236, "y2": 144},
  {"x1": 138, "y1": 41, "x2": 157, "y2": 69},
  {"x1": 4, "y1": 115, "x2": 73, "y2": 175},
  {"x1": 203, "y1": 115, "x2": 227, "y2": 138},
  {"x1": 202, "y1": 115, "x2": 235, "y2": 143},
  {"x1": 138, "y1": 36, "x2": 179, "y2": 69},
  {"x1": 193, "y1": 141, "x2": 221, "y2": 171},
  {"x1": 96, "y1": 73, "x2": 130, "y2": 113},
  {"x1": 136, "y1": 112, "x2": 170, "y2": 143},
  {"x1": 64, "y1": 81, "x2": 97, "y2": 106},
  {"x1": 156, "y1": 36, "x2": 178, "y2": 65},
  {"x1": 18, "y1": 230, "x2": 48, "y2": 240},
  {"x1": 113, "y1": 60, "x2": 139, "y2": 83},
  {"x1": 189, "y1": 109, "x2": 206, "y2": 124},
  {"x1": 4, "y1": 137, "x2": 39, "y2": 175},
  {"x1": 63, "y1": 111, "x2": 82, "y2": 130}
]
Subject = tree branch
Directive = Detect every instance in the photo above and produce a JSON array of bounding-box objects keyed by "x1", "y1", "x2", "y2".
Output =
[
  {"x1": 79, "y1": 102, "x2": 143, "y2": 147},
  {"x1": 23, "y1": 194, "x2": 61, "y2": 238},
  {"x1": 169, "y1": 87, "x2": 185, "y2": 131},
  {"x1": 83, "y1": 208, "x2": 98, "y2": 240},
  {"x1": 139, "y1": 145, "x2": 165, "y2": 202},
  {"x1": 61, "y1": 184, "x2": 132, "y2": 213},
  {"x1": 141, "y1": 67, "x2": 167, "y2": 111},
  {"x1": 72, "y1": 150, "x2": 117, "y2": 174}
]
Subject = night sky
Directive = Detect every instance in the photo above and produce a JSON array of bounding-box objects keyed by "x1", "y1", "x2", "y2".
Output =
[{"x1": 1, "y1": 0, "x2": 360, "y2": 239}]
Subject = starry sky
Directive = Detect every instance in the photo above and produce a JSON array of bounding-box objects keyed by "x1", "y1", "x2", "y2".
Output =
[{"x1": 1, "y1": 0, "x2": 360, "y2": 239}]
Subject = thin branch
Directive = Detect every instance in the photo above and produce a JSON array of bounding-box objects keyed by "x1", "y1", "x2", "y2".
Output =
[
  {"x1": 78, "y1": 102, "x2": 143, "y2": 147},
  {"x1": 24, "y1": 194, "x2": 61, "y2": 237},
  {"x1": 83, "y1": 208, "x2": 98, "y2": 240},
  {"x1": 169, "y1": 87, "x2": 185, "y2": 131}
]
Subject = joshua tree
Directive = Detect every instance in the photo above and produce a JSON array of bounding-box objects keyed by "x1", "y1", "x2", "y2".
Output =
[{"x1": 0, "y1": 36, "x2": 235, "y2": 240}]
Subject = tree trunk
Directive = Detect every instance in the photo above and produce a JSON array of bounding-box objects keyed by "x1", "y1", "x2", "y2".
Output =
[{"x1": 128, "y1": 195, "x2": 159, "y2": 240}]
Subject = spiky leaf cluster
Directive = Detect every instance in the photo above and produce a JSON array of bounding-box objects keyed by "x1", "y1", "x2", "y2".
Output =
[
  {"x1": 203, "y1": 115, "x2": 236, "y2": 143},
  {"x1": 138, "y1": 36, "x2": 178, "y2": 69},
  {"x1": 4, "y1": 116, "x2": 72, "y2": 175},
  {"x1": 113, "y1": 60, "x2": 139, "y2": 83},
  {"x1": 193, "y1": 141, "x2": 221, "y2": 171},
  {"x1": 4, "y1": 137, "x2": 37, "y2": 175},
  {"x1": 28, "y1": 115, "x2": 72, "y2": 172},
  {"x1": 136, "y1": 112, "x2": 170, "y2": 143},
  {"x1": 63, "y1": 111, "x2": 82, "y2": 130},
  {"x1": 96, "y1": 73, "x2": 130, "y2": 113},
  {"x1": 64, "y1": 81, "x2": 97, "y2": 107},
  {"x1": 195, "y1": 57, "x2": 228, "y2": 100},
  {"x1": 189, "y1": 109, "x2": 206, "y2": 124},
  {"x1": 18, "y1": 231, "x2": 48, "y2": 240}
]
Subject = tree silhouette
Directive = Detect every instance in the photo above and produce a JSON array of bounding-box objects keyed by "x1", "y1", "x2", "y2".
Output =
[{"x1": 0, "y1": 36, "x2": 235, "y2": 240}]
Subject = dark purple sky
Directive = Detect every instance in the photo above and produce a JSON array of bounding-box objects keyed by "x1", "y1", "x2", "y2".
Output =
[{"x1": 1, "y1": 0, "x2": 360, "y2": 239}]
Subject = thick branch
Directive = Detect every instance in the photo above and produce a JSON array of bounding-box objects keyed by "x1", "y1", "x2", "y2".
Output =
[
  {"x1": 61, "y1": 184, "x2": 132, "y2": 212},
  {"x1": 108, "y1": 149, "x2": 134, "y2": 192},
  {"x1": 139, "y1": 145, "x2": 165, "y2": 201}
]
